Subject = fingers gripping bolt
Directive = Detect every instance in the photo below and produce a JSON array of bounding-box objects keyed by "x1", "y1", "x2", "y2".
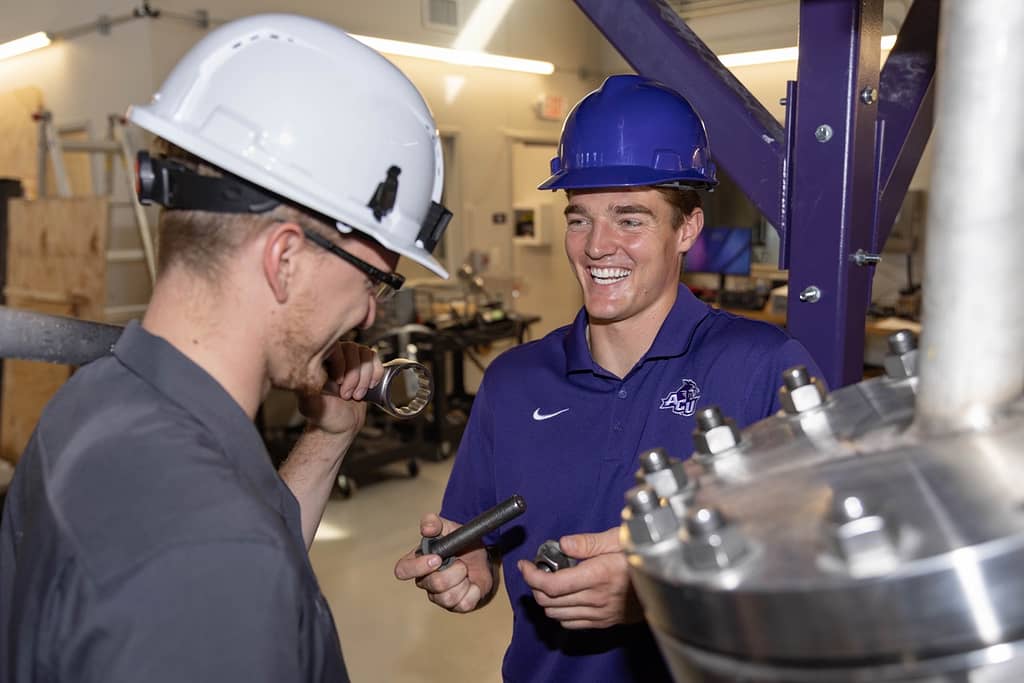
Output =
[
  {"x1": 534, "y1": 539, "x2": 578, "y2": 572},
  {"x1": 417, "y1": 495, "x2": 526, "y2": 569}
]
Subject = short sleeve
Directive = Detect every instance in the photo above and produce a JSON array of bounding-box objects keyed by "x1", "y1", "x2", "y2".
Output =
[{"x1": 440, "y1": 379, "x2": 500, "y2": 545}]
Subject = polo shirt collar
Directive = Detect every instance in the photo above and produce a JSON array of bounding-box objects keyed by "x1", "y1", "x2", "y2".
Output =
[
  {"x1": 563, "y1": 285, "x2": 711, "y2": 376},
  {"x1": 112, "y1": 321, "x2": 292, "y2": 521}
]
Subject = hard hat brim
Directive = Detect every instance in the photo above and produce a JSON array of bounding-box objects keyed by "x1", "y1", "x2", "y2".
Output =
[{"x1": 537, "y1": 165, "x2": 717, "y2": 192}]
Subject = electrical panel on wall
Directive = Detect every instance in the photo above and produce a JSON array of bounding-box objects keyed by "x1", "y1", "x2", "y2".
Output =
[
  {"x1": 422, "y1": 0, "x2": 460, "y2": 32},
  {"x1": 513, "y1": 203, "x2": 557, "y2": 247}
]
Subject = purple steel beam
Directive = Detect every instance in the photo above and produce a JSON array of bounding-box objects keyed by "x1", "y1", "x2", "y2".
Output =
[
  {"x1": 572, "y1": 0, "x2": 785, "y2": 230},
  {"x1": 785, "y1": 0, "x2": 883, "y2": 388},
  {"x1": 872, "y1": 0, "x2": 939, "y2": 253}
]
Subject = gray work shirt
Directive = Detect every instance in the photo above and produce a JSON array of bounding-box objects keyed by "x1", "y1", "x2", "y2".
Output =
[{"x1": 0, "y1": 322, "x2": 349, "y2": 682}]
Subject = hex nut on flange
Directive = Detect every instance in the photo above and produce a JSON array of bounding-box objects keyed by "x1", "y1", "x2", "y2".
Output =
[
  {"x1": 827, "y1": 495, "x2": 900, "y2": 577},
  {"x1": 693, "y1": 422, "x2": 741, "y2": 457},
  {"x1": 622, "y1": 486, "x2": 679, "y2": 546},
  {"x1": 635, "y1": 449, "x2": 690, "y2": 499},
  {"x1": 883, "y1": 330, "x2": 919, "y2": 379},
  {"x1": 778, "y1": 366, "x2": 827, "y2": 414},
  {"x1": 682, "y1": 507, "x2": 749, "y2": 571}
]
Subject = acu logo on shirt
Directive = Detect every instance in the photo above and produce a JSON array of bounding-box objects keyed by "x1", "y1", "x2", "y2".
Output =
[{"x1": 659, "y1": 378, "x2": 701, "y2": 417}]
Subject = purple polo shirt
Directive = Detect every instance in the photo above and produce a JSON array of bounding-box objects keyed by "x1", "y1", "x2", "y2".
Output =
[{"x1": 441, "y1": 285, "x2": 822, "y2": 683}]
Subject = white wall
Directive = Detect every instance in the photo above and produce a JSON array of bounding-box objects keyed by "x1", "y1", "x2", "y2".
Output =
[{"x1": 0, "y1": 0, "x2": 605, "y2": 309}]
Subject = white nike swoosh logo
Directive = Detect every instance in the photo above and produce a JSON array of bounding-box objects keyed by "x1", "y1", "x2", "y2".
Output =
[{"x1": 532, "y1": 408, "x2": 569, "y2": 421}]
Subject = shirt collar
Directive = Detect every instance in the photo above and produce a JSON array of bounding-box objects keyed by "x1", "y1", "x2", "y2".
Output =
[
  {"x1": 111, "y1": 321, "x2": 294, "y2": 522},
  {"x1": 563, "y1": 285, "x2": 712, "y2": 376}
]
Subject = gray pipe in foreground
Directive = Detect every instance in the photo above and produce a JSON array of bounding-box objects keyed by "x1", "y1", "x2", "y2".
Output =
[
  {"x1": 916, "y1": 0, "x2": 1024, "y2": 431},
  {"x1": 0, "y1": 306, "x2": 122, "y2": 366}
]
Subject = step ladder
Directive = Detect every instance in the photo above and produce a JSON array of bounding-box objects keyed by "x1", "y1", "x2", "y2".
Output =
[{"x1": 34, "y1": 110, "x2": 157, "y2": 321}]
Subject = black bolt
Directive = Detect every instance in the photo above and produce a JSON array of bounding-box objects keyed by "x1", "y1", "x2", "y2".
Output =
[{"x1": 420, "y1": 495, "x2": 526, "y2": 560}]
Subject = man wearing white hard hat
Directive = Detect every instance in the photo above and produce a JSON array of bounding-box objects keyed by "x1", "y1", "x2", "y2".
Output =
[{"x1": 0, "y1": 14, "x2": 449, "y2": 682}]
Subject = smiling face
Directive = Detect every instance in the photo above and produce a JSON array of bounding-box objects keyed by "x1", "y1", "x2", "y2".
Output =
[{"x1": 564, "y1": 187, "x2": 703, "y2": 329}]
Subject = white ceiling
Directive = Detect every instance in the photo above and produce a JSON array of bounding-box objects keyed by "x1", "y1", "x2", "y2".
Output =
[{"x1": 664, "y1": 0, "x2": 914, "y2": 54}]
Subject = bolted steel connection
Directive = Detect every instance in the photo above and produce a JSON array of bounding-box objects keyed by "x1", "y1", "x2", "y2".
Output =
[
  {"x1": 636, "y1": 447, "x2": 691, "y2": 500},
  {"x1": 682, "y1": 507, "x2": 749, "y2": 571},
  {"x1": 778, "y1": 365, "x2": 828, "y2": 414},
  {"x1": 826, "y1": 493, "x2": 900, "y2": 578},
  {"x1": 884, "y1": 329, "x2": 919, "y2": 379},
  {"x1": 622, "y1": 485, "x2": 680, "y2": 546},
  {"x1": 692, "y1": 406, "x2": 741, "y2": 457}
]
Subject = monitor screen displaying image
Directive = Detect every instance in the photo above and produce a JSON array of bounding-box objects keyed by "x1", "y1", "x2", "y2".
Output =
[{"x1": 685, "y1": 227, "x2": 752, "y2": 276}]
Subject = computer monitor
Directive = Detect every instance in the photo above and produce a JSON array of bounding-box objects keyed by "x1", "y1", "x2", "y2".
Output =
[{"x1": 685, "y1": 226, "x2": 752, "y2": 276}]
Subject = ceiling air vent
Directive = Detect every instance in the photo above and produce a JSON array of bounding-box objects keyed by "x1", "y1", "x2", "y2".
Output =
[{"x1": 423, "y1": 0, "x2": 460, "y2": 32}]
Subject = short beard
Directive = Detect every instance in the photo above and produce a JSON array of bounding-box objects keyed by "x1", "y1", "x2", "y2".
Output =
[{"x1": 273, "y1": 297, "x2": 329, "y2": 397}]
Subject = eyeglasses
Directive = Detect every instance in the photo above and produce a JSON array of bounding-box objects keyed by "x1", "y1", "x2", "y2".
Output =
[{"x1": 301, "y1": 228, "x2": 405, "y2": 301}]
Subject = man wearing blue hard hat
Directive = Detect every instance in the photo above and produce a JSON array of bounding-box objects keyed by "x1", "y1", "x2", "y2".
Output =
[{"x1": 397, "y1": 75, "x2": 821, "y2": 681}]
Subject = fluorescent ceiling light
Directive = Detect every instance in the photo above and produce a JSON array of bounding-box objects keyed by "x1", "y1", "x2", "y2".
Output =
[
  {"x1": 0, "y1": 31, "x2": 52, "y2": 62},
  {"x1": 719, "y1": 34, "x2": 898, "y2": 67},
  {"x1": 351, "y1": 34, "x2": 554, "y2": 75}
]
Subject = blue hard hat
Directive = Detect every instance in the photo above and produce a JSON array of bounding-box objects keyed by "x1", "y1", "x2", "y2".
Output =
[{"x1": 538, "y1": 74, "x2": 717, "y2": 191}]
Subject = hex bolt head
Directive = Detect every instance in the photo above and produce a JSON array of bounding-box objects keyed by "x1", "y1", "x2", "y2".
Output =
[
  {"x1": 860, "y1": 86, "x2": 878, "y2": 105},
  {"x1": 683, "y1": 507, "x2": 749, "y2": 570},
  {"x1": 779, "y1": 365, "x2": 827, "y2": 414},
  {"x1": 815, "y1": 124, "x2": 833, "y2": 142},
  {"x1": 692, "y1": 406, "x2": 741, "y2": 457},
  {"x1": 884, "y1": 329, "x2": 919, "y2": 379},
  {"x1": 635, "y1": 454, "x2": 691, "y2": 500}
]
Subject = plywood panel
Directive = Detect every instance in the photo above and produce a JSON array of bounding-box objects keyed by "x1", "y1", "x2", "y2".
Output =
[
  {"x1": 0, "y1": 87, "x2": 43, "y2": 200},
  {"x1": 1, "y1": 198, "x2": 108, "y2": 463},
  {"x1": 0, "y1": 301, "x2": 74, "y2": 463},
  {"x1": 6, "y1": 198, "x2": 108, "y2": 321},
  {"x1": 43, "y1": 128, "x2": 96, "y2": 198}
]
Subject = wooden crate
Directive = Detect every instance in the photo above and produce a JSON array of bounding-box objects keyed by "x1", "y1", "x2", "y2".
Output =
[{"x1": 1, "y1": 198, "x2": 108, "y2": 463}]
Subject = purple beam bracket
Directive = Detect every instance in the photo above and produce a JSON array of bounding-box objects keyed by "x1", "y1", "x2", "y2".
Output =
[
  {"x1": 871, "y1": 0, "x2": 939, "y2": 253},
  {"x1": 786, "y1": 0, "x2": 883, "y2": 388},
  {"x1": 573, "y1": 0, "x2": 785, "y2": 230}
]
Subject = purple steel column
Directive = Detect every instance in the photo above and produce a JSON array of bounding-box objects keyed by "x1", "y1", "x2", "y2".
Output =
[
  {"x1": 572, "y1": 0, "x2": 785, "y2": 230},
  {"x1": 872, "y1": 0, "x2": 939, "y2": 253},
  {"x1": 785, "y1": 0, "x2": 883, "y2": 388}
]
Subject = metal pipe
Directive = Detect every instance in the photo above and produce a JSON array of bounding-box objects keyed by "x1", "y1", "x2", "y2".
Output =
[
  {"x1": 916, "y1": 0, "x2": 1024, "y2": 430},
  {"x1": 0, "y1": 306, "x2": 122, "y2": 366}
]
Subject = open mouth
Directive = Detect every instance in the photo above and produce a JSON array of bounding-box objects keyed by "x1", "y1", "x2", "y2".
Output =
[{"x1": 589, "y1": 266, "x2": 631, "y2": 285}]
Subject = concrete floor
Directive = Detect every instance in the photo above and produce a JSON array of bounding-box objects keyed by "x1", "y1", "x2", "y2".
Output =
[{"x1": 310, "y1": 456, "x2": 512, "y2": 682}]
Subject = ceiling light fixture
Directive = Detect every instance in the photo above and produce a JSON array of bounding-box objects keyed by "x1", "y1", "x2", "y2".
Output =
[
  {"x1": 719, "y1": 34, "x2": 898, "y2": 68},
  {"x1": 351, "y1": 34, "x2": 554, "y2": 75},
  {"x1": 0, "y1": 32, "x2": 52, "y2": 62}
]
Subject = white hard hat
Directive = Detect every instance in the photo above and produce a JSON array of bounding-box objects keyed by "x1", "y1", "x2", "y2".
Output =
[{"x1": 128, "y1": 13, "x2": 450, "y2": 278}]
